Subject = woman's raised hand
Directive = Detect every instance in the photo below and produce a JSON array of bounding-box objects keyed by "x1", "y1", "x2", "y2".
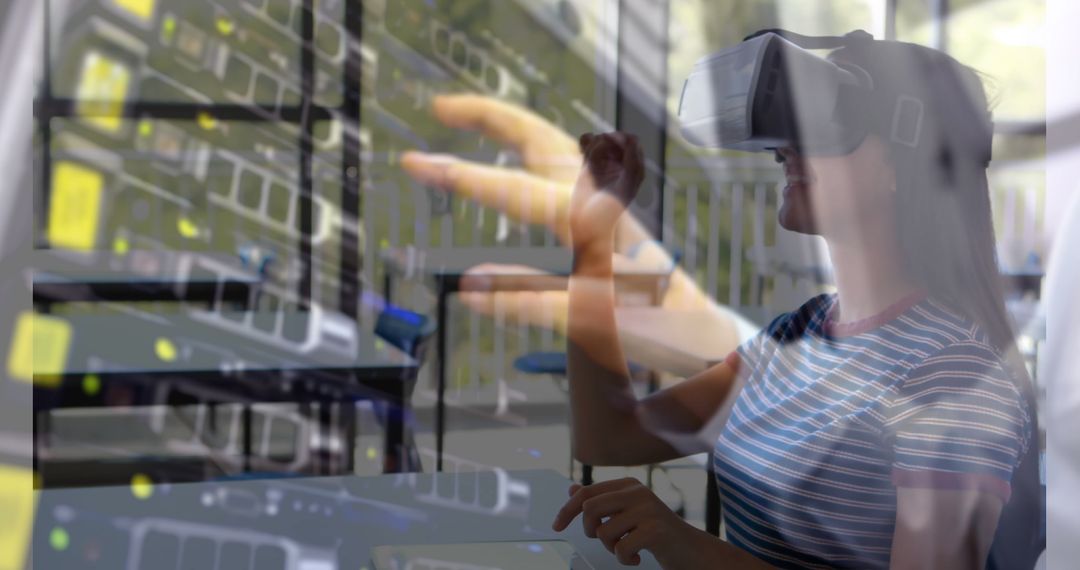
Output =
[
  {"x1": 399, "y1": 94, "x2": 582, "y2": 244},
  {"x1": 570, "y1": 132, "x2": 646, "y2": 252}
]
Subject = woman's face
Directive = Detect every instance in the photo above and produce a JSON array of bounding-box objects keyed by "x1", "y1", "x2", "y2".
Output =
[{"x1": 776, "y1": 135, "x2": 898, "y2": 240}]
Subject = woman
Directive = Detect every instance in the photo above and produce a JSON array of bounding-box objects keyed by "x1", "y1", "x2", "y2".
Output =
[{"x1": 553, "y1": 36, "x2": 1039, "y2": 569}]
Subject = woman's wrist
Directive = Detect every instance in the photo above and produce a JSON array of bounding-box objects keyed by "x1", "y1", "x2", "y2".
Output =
[
  {"x1": 572, "y1": 235, "x2": 615, "y2": 258},
  {"x1": 571, "y1": 237, "x2": 615, "y2": 275}
]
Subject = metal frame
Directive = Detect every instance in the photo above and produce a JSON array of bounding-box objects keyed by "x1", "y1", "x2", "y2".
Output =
[{"x1": 616, "y1": 0, "x2": 670, "y2": 237}]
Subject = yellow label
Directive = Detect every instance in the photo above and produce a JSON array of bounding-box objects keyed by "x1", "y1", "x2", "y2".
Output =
[
  {"x1": 6, "y1": 312, "x2": 71, "y2": 387},
  {"x1": 113, "y1": 0, "x2": 155, "y2": 21},
  {"x1": 48, "y1": 162, "x2": 103, "y2": 251},
  {"x1": 0, "y1": 465, "x2": 37, "y2": 569},
  {"x1": 76, "y1": 51, "x2": 131, "y2": 133}
]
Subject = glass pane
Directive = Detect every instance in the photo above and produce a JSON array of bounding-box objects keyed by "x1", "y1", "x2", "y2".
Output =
[
  {"x1": 896, "y1": 0, "x2": 1046, "y2": 121},
  {"x1": 947, "y1": 0, "x2": 1046, "y2": 121}
]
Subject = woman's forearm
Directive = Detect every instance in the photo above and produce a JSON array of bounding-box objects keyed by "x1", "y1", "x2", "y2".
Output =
[
  {"x1": 564, "y1": 214, "x2": 744, "y2": 465},
  {"x1": 616, "y1": 216, "x2": 731, "y2": 312},
  {"x1": 566, "y1": 237, "x2": 641, "y2": 463},
  {"x1": 614, "y1": 216, "x2": 742, "y2": 350},
  {"x1": 569, "y1": 238, "x2": 628, "y2": 372},
  {"x1": 660, "y1": 527, "x2": 775, "y2": 570}
]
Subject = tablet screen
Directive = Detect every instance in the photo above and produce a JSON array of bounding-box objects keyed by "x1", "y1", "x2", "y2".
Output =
[{"x1": 371, "y1": 539, "x2": 596, "y2": 570}]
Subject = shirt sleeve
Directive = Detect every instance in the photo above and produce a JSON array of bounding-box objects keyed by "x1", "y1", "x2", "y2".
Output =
[{"x1": 885, "y1": 341, "x2": 1032, "y2": 503}]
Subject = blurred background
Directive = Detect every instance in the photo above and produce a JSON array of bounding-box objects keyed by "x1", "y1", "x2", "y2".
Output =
[{"x1": 0, "y1": 0, "x2": 1061, "y2": 568}]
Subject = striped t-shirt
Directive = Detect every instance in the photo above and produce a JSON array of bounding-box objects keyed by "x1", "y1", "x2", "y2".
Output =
[{"x1": 713, "y1": 292, "x2": 1032, "y2": 569}]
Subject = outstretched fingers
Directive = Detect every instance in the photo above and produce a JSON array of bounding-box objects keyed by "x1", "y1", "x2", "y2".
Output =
[
  {"x1": 400, "y1": 151, "x2": 571, "y2": 240},
  {"x1": 431, "y1": 94, "x2": 581, "y2": 182}
]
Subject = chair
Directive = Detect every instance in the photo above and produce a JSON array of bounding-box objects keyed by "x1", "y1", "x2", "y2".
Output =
[
  {"x1": 986, "y1": 405, "x2": 1045, "y2": 569},
  {"x1": 706, "y1": 463, "x2": 722, "y2": 536},
  {"x1": 374, "y1": 304, "x2": 437, "y2": 472}
]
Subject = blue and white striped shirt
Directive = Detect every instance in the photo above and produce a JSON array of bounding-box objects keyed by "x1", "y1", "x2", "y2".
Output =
[{"x1": 714, "y1": 293, "x2": 1032, "y2": 569}]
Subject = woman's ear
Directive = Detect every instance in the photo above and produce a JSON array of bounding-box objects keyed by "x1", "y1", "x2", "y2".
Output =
[{"x1": 885, "y1": 159, "x2": 898, "y2": 193}]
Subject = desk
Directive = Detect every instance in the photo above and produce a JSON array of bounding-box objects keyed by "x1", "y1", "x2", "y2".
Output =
[
  {"x1": 31, "y1": 468, "x2": 661, "y2": 569},
  {"x1": 382, "y1": 247, "x2": 669, "y2": 472}
]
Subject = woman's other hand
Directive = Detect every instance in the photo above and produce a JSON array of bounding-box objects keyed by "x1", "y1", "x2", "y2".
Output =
[{"x1": 551, "y1": 477, "x2": 701, "y2": 568}]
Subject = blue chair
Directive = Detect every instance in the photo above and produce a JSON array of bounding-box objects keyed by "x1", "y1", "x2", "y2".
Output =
[{"x1": 375, "y1": 304, "x2": 437, "y2": 362}]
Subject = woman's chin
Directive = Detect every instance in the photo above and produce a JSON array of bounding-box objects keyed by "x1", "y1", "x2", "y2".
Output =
[{"x1": 778, "y1": 204, "x2": 819, "y2": 235}]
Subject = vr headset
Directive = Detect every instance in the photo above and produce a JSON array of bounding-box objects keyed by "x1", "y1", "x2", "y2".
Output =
[{"x1": 677, "y1": 29, "x2": 927, "y2": 156}]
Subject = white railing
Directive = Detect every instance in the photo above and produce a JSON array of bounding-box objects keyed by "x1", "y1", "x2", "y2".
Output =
[{"x1": 393, "y1": 156, "x2": 1049, "y2": 419}]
